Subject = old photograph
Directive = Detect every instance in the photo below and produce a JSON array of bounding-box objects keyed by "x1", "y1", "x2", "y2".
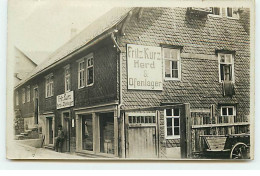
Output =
[{"x1": 6, "y1": 0, "x2": 255, "y2": 160}]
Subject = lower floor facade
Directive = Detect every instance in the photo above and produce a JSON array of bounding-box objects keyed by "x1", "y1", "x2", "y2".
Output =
[{"x1": 15, "y1": 100, "x2": 250, "y2": 159}]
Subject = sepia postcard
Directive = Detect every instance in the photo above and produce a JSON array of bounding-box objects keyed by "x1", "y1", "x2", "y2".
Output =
[{"x1": 6, "y1": 0, "x2": 255, "y2": 160}]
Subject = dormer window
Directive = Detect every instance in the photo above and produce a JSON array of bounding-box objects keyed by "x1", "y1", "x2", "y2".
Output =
[
  {"x1": 209, "y1": 7, "x2": 222, "y2": 16},
  {"x1": 227, "y1": 7, "x2": 239, "y2": 19}
]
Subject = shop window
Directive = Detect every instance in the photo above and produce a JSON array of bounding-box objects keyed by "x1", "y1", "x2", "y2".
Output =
[
  {"x1": 165, "y1": 108, "x2": 180, "y2": 139},
  {"x1": 22, "y1": 88, "x2": 25, "y2": 104},
  {"x1": 209, "y1": 7, "x2": 221, "y2": 16},
  {"x1": 82, "y1": 115, "x2": 93, "y2": 151},
  {"x1": 45, "y1": 73, "x2": 54, "y2": 98},
  {"x1": 99, "y1": 113, "x2": 114, "y2": 154},
  {"x1": 86, "y1": 54, "x2": 94, "y2": 86},
  {"x1": 218, "y1": 53, "x2": 234, "y2": 82},
  {"x1": 27, "y1": 85, "x2": 30, "y2": 102},
  {"x1": 78, "y1": 60, "x2": 85, "y2": 89},
  {"x1": 16, "y1": 91, "x2": 19, "y2": 106},
  {"x1": 226, "y1": 7, "x2": 239, "y2": 19},
  {"x1": 64, "y1": 65, "x2": 71, "y2": 92},
  {"x1": 164, "y1": 48, "x2": 181, "y2": 80}
]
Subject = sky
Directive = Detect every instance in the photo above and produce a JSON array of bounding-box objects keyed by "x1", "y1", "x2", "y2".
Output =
[{"x1": 8, "y1": 0, "x2": 112, "y2": 54}]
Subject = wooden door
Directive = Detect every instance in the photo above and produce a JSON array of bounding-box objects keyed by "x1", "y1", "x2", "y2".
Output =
[{"x1": 127, "y1": 126, "x2": 157, "y2": 158}]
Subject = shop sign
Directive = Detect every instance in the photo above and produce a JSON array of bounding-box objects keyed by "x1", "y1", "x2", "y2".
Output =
[
  {"x1": 127, "y1": 44, "x2": 163, "y2": 90},
  {"x1": 56, "y1": 91, "x2": 74, "y2": 109}
]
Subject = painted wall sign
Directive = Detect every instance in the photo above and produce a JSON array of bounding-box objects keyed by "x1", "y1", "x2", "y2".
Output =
[
  {"x1": 56, "y1": 91, "x2": 74, "y2": 109},
  {"x1": 127, "y1": 44, "x2": 163, "y2": 90}
]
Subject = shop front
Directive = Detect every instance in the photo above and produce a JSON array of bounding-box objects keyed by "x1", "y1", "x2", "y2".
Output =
[{"x1": 74, "y1": 103, "x2": 119, "y2": 157}]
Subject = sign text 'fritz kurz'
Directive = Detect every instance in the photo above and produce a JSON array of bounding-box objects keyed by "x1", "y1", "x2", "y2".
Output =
[
  {"x1": 127, "y1": 44, "x2": 163, "y2": 90},
  {"x1": 56, "y1": 91, "x2": 74, "y2": 109}
]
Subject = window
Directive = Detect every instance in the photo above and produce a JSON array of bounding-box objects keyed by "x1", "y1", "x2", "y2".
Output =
[
  {"x1": 64, "y1": 65, "x2": 71, "y2": 92},
  {"x1": 221, "y1": 106, "x2": 236, "y2": 116},
  {"x1": 218, "y1": 53, "x2": 234, "y2": 82},
  {"x1": 86, "y1": 54, "x2": 94, "y2": 86},
  {"x1": 16, "y1": 91, "x2": 19, "y2": 106},
  {"x1": 22, "y1": 88, "x2": 25, "y2": 104},
  {"x1": 45, "y1": 74, "x2": 54, "y2": 98},
  {"x1": 78, "y1": 60, "x2": 85, "y2": 89},
  {"x1": 164, "y1": 48, "x2": 181, "y2": 80},
  {"x1": 210, "y1": 7, "x2": 221, "y2": 16},
  {"x1": 165, "y1": 108, "x2": 180, "y2": 138},
  {"x1": 27, "y1": 85, "x2": 30, "y2": 102},
  {"x1": 226, "y1": 7, "x2": 239, "y2": 19}
]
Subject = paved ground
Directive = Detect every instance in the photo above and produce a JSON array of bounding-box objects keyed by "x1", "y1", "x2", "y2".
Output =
[{"x1": 6, "y1": 140, "x2": 86, "y2": 160}]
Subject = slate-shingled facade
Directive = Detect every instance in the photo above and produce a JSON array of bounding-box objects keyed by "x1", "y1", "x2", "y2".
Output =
[{"x1": 13, "y1": 7, "x2": 250, "y2": 159}]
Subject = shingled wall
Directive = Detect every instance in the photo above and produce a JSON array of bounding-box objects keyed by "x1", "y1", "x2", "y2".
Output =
[{"x1": 117, "y1": 7, "x2": 250, "y2": 156}]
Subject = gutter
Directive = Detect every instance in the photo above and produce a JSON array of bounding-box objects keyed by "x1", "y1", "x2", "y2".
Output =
[{"x1": 111, "y1": 30, "x2": 124, "y2": 158}]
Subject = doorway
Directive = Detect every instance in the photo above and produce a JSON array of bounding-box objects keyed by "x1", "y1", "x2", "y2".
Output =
[{"x1": 46, "y1": 117, "x2": 54, "y2": 145}]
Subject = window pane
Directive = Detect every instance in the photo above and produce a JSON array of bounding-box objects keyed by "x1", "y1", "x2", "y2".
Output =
[
  {"x1": 170, "y1": 49, "x2": 178, "y2": 59},
  {"x1": 164, "y1": 48, "x2": 171, "y2": 58},
  {"x1": 227, "y1": 7, "x2": 232, "y2": 17},
  {"x1": 220, "y1": 64, "x2": 224, "y2": 81},
  {"x1": 172, "y1": 70, "x2": 178, "y2": 78},
  {"x1": 222, "y1": 108, "x2": 227, "y2": 116},
  {"x1": 167, "y1": 127, "x2": 173, "y2": 136},
  {"x1": 213, "y1": 7, "x2": 220, "y2": 15},
  {"x1": 228, "y1": 108, "x2": 233, "y2": 115},
  {"x1": 174, "y1": 109, "x2": 180, "y2": 116},
  {"x1": 166, "y1": 109, "x2": 172, "y2": 116},
  {"x1": 172, "y1": 61, "x2": 178, "y2": 69},
  {"x1": 174, "y1": 118, "x2": 180, "y2": 126},
  {"x1": 165, "y1": 60, "x2": 171, "y2": 77},
  {"x1": 167, "y1": 118, "x2": 172, "y2": 127},
  {"x1": 87, "y1": 67, "x2": 94, "y2": 85},
  {"x1": 82, "y1": 115, "x2": 93, "y2": 151},
  {"x1": 225, "y1": 55, "x2": 232, "y2": 63},
  {"x1": 174, "y1": 127, "x2": 180, "y2": 135},
  {"x1": 220, "y1": 55, "x2": 225, "y2": 63}
]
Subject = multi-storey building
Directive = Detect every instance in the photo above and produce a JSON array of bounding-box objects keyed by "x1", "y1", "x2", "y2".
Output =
[{"x1": 13, "y1": 7, "x2": 251, "y2": 159}]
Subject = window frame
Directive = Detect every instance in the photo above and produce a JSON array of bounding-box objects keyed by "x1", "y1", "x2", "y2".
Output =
[
  {"x1": 27, "y1": 85, "x2": 30, "y2": 102},
  {"x1": 22, "y1": 88, "x2": 25, "y2": 104},
  {"x1": 64, "y1": 65, "x2": 71, "y2": 92},
  {"x1": 45, "y1": 73, "x2": 54, "y2": 98},
  {"x1": 16, "y1": 91, "x2": 19, "y2": 106},
  {"x1": 164, "y1": 108, "x2": 180, "y2": 139},
  {"x1": 221, "y1": 106, "x2": 236, "y2": 116},
  {"x1": 77, "y1": 58, "x2": 85, "y2": 89},
  {"x1": 163, "y1": 47, "x2": 181, "y2": 81},
  {"x1": 208, "y1": 7, "x2": 222, "y2": 17},
  {"x1": 86, "y1": 53, "x2": 94, "y2": 87},
  {"x1": 226, "y1": 7, "x2": 239, "y2": 19},
  {"x1": 218, "y1": 53, "x2": 235, "y2": 83}
]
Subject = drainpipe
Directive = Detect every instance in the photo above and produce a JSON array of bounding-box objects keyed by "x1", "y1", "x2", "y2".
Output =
[{"x1": 111, "y1": 30, "x2": 124, "y2": 157}]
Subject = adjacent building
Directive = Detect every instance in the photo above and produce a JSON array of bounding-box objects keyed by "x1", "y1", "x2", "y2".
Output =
[{"x1": 13, "y1": 7, "x2": 251, "y2": 159}]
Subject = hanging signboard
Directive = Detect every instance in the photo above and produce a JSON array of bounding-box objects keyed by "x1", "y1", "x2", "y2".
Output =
[
  {"x1": 127, "y1": 44, "x2": 163, "y2": 90},
  {"x1": 56, "y1": 91, "x2": 74, "y2": 109}
]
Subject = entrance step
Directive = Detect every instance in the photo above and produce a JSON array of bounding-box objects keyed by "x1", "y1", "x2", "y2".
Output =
[
  {"x1": 44, "y1": 145, "x2": 55, "y2": 150},
  {"x1": 75, "y1": 152, "x2": 117, "y2": 158}
]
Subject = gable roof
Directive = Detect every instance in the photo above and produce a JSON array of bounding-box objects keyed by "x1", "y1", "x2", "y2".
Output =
[{"x1": 15, "y1": 7, "x2": 133, "y2": 88}]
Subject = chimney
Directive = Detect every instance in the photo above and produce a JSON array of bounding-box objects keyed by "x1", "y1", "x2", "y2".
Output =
[{"x1": 70, "y1": 28, "x2": 78, "y2": 38}]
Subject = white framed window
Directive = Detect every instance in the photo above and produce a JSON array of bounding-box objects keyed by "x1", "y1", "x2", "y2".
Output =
[
  {"x1": 218, "y1": 53, "x2": 235, "y2": 82},
  {"x1": 22, "y1": 88, "x2": 25, "y2": 104},
  {"x1": 165, "y1": 108, "x2": 180, "y2": 139},
  {"x1": 78, "y1": 59, "x2": 85, "y2": 89},
  {"x1": 45, "y1": 73, "x2": 54, "y2": 98},
  {"x1": 164, "y1": 48, "x2": 181, "y2": 80},
  {"x1": 27, "y1": 85, "x2": 30, "y2": 102},
  {"x1": 221, "y1": 106, "x2": 236, "y2": 116},
  {"x1": 64, "y1": 65, "x2": 71, "y2": 92},
  {"x1": 16, "y1": 91, "x2": 19, "y2": 106},
  {"x1": 209, "y1": 7, "x2": 222, "y2": 17},
  {"x1": 86, "y1": 53, "x2": 94, "y2": 86},
  {"x1": 226, "y1": 7, "x2": 239, "y2": 19}
]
